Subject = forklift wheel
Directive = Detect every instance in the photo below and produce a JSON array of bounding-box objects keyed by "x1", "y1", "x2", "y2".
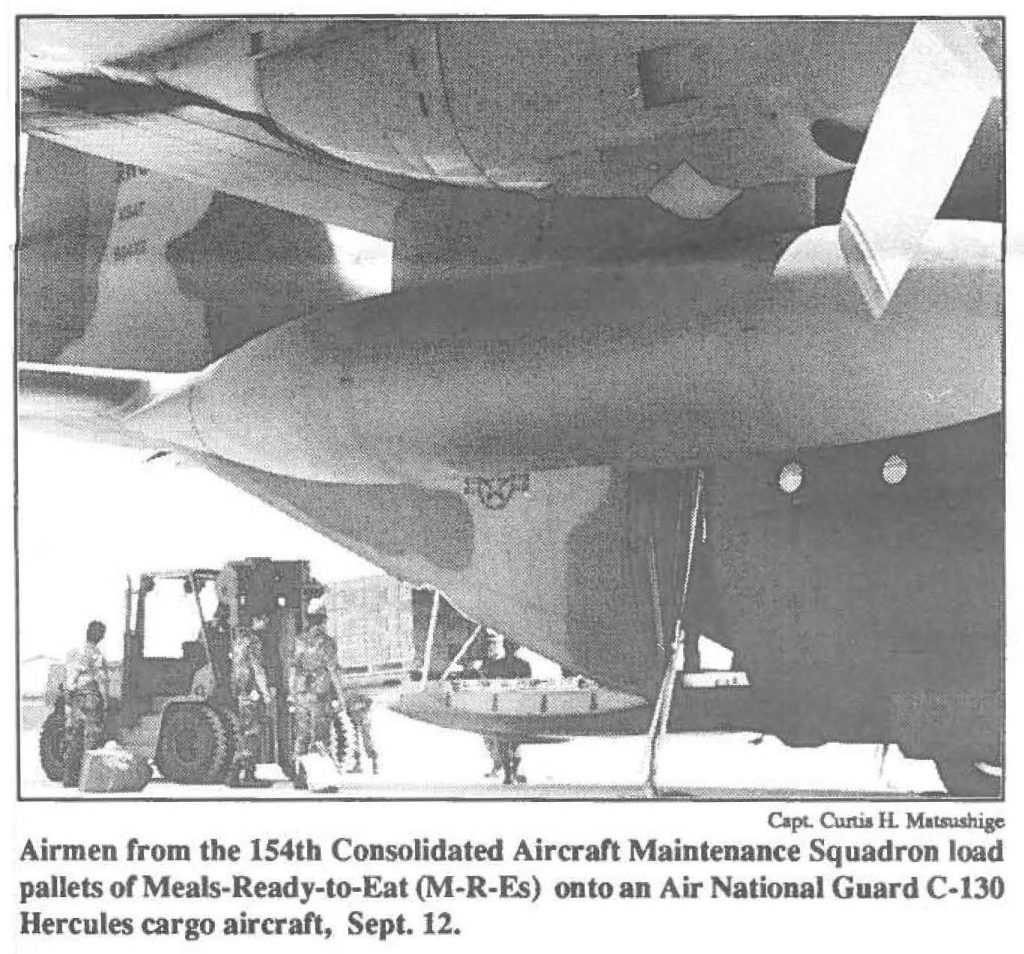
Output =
[
  {"x1": 39, "y1": 708, "x2": 67, "y2": 783},
  {"x1": 155, "y1": 703, "x2": 231, "y2": 784}
]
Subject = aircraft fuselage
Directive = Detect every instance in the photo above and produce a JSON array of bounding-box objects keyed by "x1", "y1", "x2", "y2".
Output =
[{"x1": 132, "y1": 221, "x2": 1000, "y2": 486}]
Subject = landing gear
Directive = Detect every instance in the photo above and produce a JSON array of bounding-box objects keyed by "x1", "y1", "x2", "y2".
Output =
[{"x1": 935, "y1": 756, "x2": 1002, "y2": 798}]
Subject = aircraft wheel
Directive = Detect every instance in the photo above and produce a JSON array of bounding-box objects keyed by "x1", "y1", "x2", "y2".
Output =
[
  {"x1": 935, "y1": 757, "x2": 1002, "y2": 798},
  {"x1": 155, "y1": 703, "x2": 231, "y2": 784},
  {"x1": 39, "y1": 707, "x2": 67, "y2": 783}
]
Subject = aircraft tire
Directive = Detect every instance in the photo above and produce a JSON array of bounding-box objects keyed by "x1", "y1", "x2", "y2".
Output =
[
  {"x1": 935, "y1": 757, "x2": 1002, "y2": 798},
  {"x1": 39, "y1": 707, "x2": 67, "y2": 783},
  {"x1": 155, "y1": 702, "x2": 231, "y2": 784}
]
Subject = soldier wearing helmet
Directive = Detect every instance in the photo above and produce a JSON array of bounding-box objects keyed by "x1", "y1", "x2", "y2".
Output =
[
  {"x1": 229, "y1": 610, "x2": 273, "y2": 787},
  {"x1": 290, "y1": 596, "x2": 346, "y2": 782}
]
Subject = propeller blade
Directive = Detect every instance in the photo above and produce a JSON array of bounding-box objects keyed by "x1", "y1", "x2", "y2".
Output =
[{"x1": 839, "y1": 21, "x2": 1000, "y2": 318}]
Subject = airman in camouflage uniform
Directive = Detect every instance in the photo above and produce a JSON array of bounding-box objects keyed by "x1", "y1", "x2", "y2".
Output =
[
  {"x1": 346, "y1": 691, "x2": 379, "y2": 775},
  {"x1": 290, "y1": 603, "x2": 346, "y2": 777},
  {"x1": 480, "y1": 633, "x2": 531, "y2": 785},
  {"x1": 229, "y1": 612, "x2": 272, "y2": 787},
  {"x1": 62, "y1": 620, "x2": 109, "y2": 787}
]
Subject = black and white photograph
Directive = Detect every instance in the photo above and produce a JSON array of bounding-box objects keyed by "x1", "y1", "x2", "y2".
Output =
[{"x1": 13, "y1": 14, "x2": 1005, "y2": 803}]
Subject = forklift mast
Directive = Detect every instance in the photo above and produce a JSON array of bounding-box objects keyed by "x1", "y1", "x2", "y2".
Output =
[{"x1": 211, "y1": 557, "x2": 321, "y2": 773}]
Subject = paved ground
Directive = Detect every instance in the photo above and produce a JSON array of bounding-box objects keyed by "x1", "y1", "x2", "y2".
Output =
[{"x1": 20, "y1": 702, "x2": 947, "y2": 799}]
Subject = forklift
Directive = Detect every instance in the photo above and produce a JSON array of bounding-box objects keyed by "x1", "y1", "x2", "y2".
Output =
[{"x1": 39, "y1": 558, "x2": 347, "y2": 784}]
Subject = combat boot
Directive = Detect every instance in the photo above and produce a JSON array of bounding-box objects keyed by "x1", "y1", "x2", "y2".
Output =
[
  {"x1": 238, "y1": 769, "x2": 272, "y2": 789},
  {"x1": 226, "y1": 762, "x2": 248, "y2": 788},
  {"x1": 228, "y1": 758, "x2": 271, "y2": 788}
]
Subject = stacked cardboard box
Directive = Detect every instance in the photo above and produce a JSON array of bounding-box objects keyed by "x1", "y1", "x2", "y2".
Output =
[{"x1": 323, "y1": 576, "x2": 415, "y2": 678}]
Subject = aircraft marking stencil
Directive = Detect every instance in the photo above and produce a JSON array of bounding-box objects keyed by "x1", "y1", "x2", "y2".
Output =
[{"x1": 59, "y1": 162, "x2": 216, "y2": 371}]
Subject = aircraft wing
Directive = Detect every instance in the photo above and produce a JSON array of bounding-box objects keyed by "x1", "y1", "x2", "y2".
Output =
[
  {"x1": 21, "y1": 17, "x2": 1001, "y2": 309},
  {"x1": 21, "y1": 72, "x2": 411, "y2": 240}
]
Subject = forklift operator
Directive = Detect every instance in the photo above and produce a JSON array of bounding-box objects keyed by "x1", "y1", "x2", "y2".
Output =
[{"x1": 229, "y1": 611, "x2": 273, "y2": 788}]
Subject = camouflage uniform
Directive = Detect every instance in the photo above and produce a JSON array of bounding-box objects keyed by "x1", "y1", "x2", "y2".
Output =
[
  {"x1": 346, "y1": 692, "x2": 379, "y2": 774},
  {"x1": 230, "y1": 624, "x2": 271, "y2": 785},
  {"x1": 62, "y1": 643, "x2": 108, "y2": 787},
  {"x1": 290, "y1": 622, "x2": 345, "y2": 769}
]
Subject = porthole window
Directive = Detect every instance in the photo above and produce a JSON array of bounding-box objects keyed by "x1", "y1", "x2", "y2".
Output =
[
  {"x1": 882, "y1": 453, "x2": 908, "y2": 485},
  {"x1": 777, "y1": 461, "x2": 804, "y2": 494}
]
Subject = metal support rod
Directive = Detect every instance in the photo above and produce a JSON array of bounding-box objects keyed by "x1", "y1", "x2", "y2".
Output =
[
  {"x1": 647, "y1": 535, "x2": 666, "y2": 651},
  {"x1": 678, "y1": 469, "x2": 706, "y2": 671},
  {"x1": 680, "y1": 469, "x2": 705, "y2": 607},
  {"x1": 645, "y1": 625, "x2": 687, "y2": 795},
  {"x1": 877, "y1": 743, "x2": 893, "y2": 784},
  {"x1": 188, "y1": 571, "x2": 215, "y2": 667},
  {"x1": 123, "y1": 574, "x2": 133, "y2": 636},
  {"x1": 419, "y1": 589, "x2": 441, "y2": 690},
  {"x1": 121, "y1": 576, "x2": 135, "y2": 707},
  {"x1": 645, "y1": 467, "x2": 707, "y2": 795},
  {"x1": 442, "y1": 623, "x2": 482, "y2": 680}
]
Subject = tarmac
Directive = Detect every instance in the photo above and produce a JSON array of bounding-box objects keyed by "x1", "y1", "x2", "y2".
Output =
[{"x1": 19, "y1": 702, "x2": 949, "y2": 800}]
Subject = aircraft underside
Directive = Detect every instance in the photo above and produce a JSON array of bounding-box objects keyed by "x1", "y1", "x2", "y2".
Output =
[
  {"x1": 193, "y1": 414, "x2": 1002, "y2": 779},
  {"x1": 16, "y1": 17, "x2": 1005, "y2": 796}
]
